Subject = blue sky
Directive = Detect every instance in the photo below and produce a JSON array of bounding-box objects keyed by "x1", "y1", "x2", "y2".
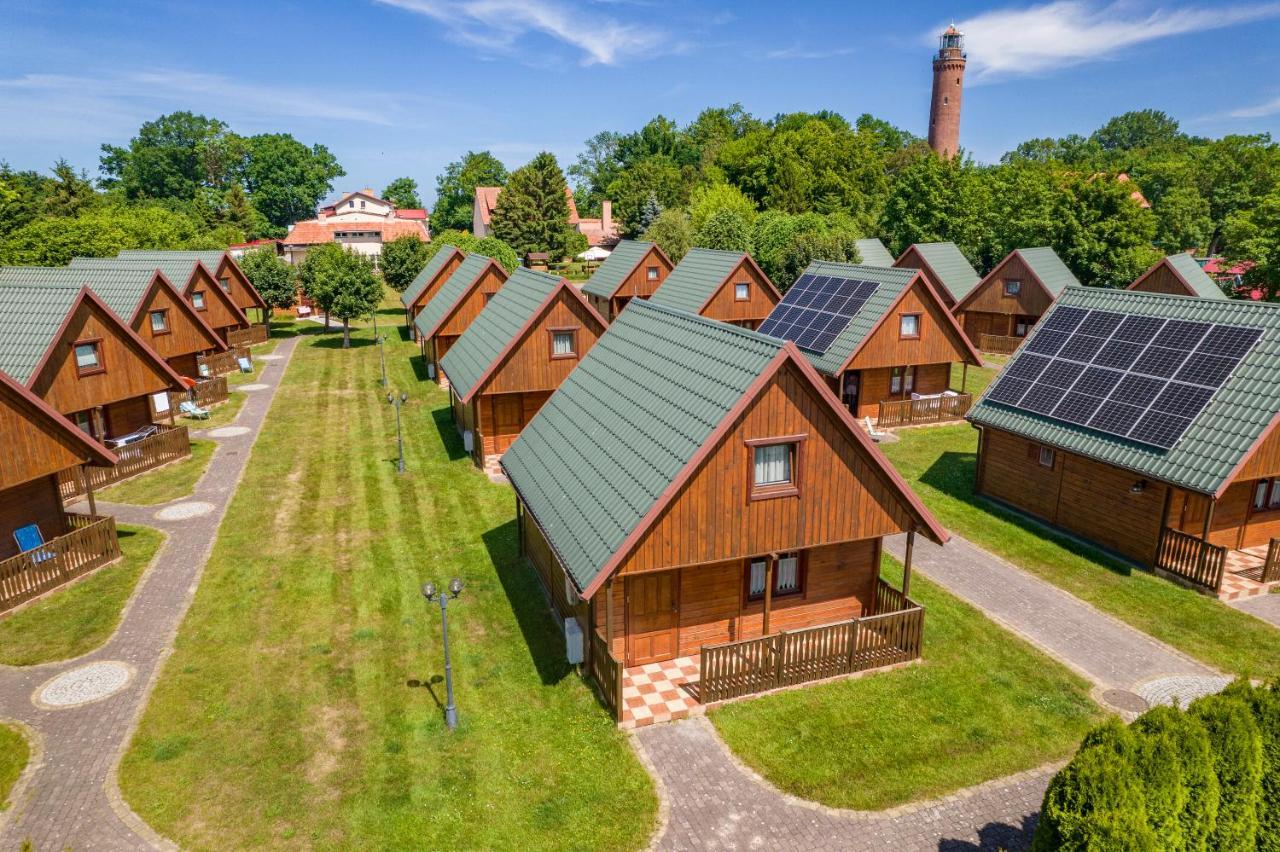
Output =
[{"x1": 2, "y1": 0, "x2": 1278, "y2": 207}]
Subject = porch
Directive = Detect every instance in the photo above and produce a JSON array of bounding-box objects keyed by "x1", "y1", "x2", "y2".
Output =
[
  {"x1": 977, "y1": 333, "x2": 1023, "y2": 355},
  {"x1": 57, "y1": 423, "x2": 191, "y2": 501},
  {"x1": 226, "y1": 323, "x2": 270, "y2": 348},
  {"x1": 0, "y1": 513, "x2": 120, "y2": 614},
  {"x1": 876, "y1": 391, "x2": 973, "y2": 428},
  {"x1": 197, "y1": 347, "x2": 253, "y2": 377},
  {"x1": 169, "y1": 375, "x2": 229, "y2": 411},
  {"x1": 1154, "y1": 527, "x2": 1279, "y2": 601}
]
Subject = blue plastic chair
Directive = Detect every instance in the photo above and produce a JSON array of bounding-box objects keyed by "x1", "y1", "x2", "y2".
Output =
[
  {"x1": 237, "y1": 357, "x2": 253, "y2": 373},
  {"x1": 13, "y1": 524, "x2": 53, "y2": 563}
]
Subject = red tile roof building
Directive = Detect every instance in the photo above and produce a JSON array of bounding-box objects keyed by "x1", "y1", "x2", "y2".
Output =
[
  {"x1": 284, "y1": 188, "x2": 429, "y2": 265},
  {"x1": 473, "y1": 186, "x2": 619, "y2": 248}
]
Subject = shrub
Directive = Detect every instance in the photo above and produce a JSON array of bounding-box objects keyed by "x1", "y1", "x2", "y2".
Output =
[
  {"x1": 693, "y1": 206, "x2": 751, "y2": 253},
  {"x1": 1190, "y1": 692, "x2": 1263, "y2": 851},
  {"x1": 1221, "y1": 680, "x2": 1280, "y2": 851},
  {"x1": 642, "y1": 209, "x2": 693, "y2": 265},
  {"x1": 1133, "y1": 705, "x2": 1217, "y2": 852},
  {"x1": 380, "y1": 235, "x2": 430, "y2": 292}
]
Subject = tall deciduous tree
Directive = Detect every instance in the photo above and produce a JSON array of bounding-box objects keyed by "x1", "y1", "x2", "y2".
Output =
[
  {"x1": 432, "y1": 151, "x2": 508, "y2": 232},
  {"x1": 242, "y1": 133, "x2": 345, "y2": 228},
  {"x1": 238, "y1": 247, "x2": 295, "y2": 323},
  {"x1": 693, "y1": 207, "x2": 752, "y2": 253},
  {"x1": 382, "y1": 177, "x2": 422, "y2": 209},
  {"x1": 641, "y1": 209, "x2": 693, "y2": 264},
  {"x1": 300, "y1": 244, "x2": 380, "y2": 347},
  {"x1": 1224, "y1": 188, "x2": 1280, "y2": 301},
  {"x1": 491, "y1": 152, "x2": 573, "y2": 259},
  {"x1": 99, "y1": 111, "x2": 238, "y2": 200},
  {"x1": 380, "y1": 235, "x2": 431, "y2": 292}
]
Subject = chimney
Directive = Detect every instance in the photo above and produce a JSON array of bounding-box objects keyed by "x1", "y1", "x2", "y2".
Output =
[{"x1": 602, "y1": 200, "x2": 613, "y2": 234}]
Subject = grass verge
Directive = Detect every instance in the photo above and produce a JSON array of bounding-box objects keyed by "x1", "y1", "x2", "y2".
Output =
[
  {"x1": 98, "y1": 440, "x2": 215, "y2": 506},
  {"x1": 195, "y1": 393, "x2": 248, "y2": 430},
  {"x1": 0, "y1": 723, "x2": 28, "y2": 811},
  {"x1": 880, "y1": 425, "x2": 1280, "y2": 677},
  {"x1": 712, "y1": 556, "x2": 1102, "y2": 810},
  {"x1": 0, "y1": 525, "x2": 165, "y2": 666}
]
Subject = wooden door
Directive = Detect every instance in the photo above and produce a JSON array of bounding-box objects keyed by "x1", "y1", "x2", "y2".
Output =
[
  {"x1": 626, "y1": 571, "x2": 679, "y2": 666},
  {"x1": 492, "y1": 394, "x2": 523, "y2": 453}
]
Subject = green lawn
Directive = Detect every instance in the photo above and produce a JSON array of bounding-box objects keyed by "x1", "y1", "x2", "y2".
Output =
[
  {"x1": 98, "y1": 440, "x2": 215, "y2": 506},
  {"x1": 194, "y1": 392, "x2": 248, "y2": 430},
  {"x1": 880, "y1": 425, "x2": 1280, "y2": 678},
  {"x1": 712, "y1": 556, "x2": 1102, "y2": 810},
  {"x1": 118, "y1": 317, "x2": 655, "y2": 850},
  {"x1": 0, "y1": 525, "x2": 165, "y2": 666},
  {"x1": 951, "y1": 354, "x2": 1006, "y2": 398},
  {"x1": 0, "y1": 723, "x2": 28, "y2": 812}
]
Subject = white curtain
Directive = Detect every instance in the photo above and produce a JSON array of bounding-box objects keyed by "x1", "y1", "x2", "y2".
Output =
[
  {"x1": 754, "y1": 444, "x2": 791, "y2": 486},
  {"x1": 553, "y1": 333, "x2": 574, "y2": 355},
  {"x1": 749, "y1": 560, "x2": 768, "y2": 597},
  {"x1": 776, "y1": 556, "x2": 799, "y2": 593}
]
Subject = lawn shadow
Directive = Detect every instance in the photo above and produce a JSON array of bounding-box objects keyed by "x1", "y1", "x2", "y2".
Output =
[
  {"x1": 311, "y1": 335, "x2": 377, "y2": 350},
  {"x1": 937, "y1": 812, "x2": 1037, "y2": 850},
  {"x1": 432, "y1": 405, "x2": 468, "y2": 461},
  {"x1": 409, "y1": 354, "x2": 432, "y2": 384},
  {"x1": 481, "y1": 519, "x2": 573, "y2": 688}
]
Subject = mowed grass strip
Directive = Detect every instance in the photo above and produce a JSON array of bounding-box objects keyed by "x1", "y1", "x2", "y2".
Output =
[
  {"x1": 193, "y1": 392, "x2": 248, "y2": 430},
  {"x1": 711, "y1": 556, "x2": 1102, "y2": 810},
  {"x1": 119, "y1": 321, "x2": 655, "y2": 850},
  {"x1": 98, "y1": 440, "x2": 216, "y2": 506},
  {"x1": 881, "y1": 425, "x2": 1280, "y2": 678},
  {"x1": 0, "y1": 525, "x2": 164, "y2": 666},
  {"x1": 0, "y1": 723, "x2": 28, "y2": 811}
]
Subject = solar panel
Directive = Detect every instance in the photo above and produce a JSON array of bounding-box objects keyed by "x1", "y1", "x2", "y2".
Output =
[
  {"x1": 987, "y1": 306, "x2": 1263, "y2": 450},
  {"x1": 758, "y1": 273, "x2": 879, "y2": 354}
]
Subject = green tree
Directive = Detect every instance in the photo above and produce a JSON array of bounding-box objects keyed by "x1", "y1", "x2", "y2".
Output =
[
  {"x1": 880, "y1": 152, "x2": 993, "y2": 267},
  {"x1": 99, "y1": 111, "x2": 239, "y2": 200},
  {"x1": 382, "y1": 177, "x2": 421, "y2": 210},
  {"x1": 779, "y1": 231, "x2": 862, "y2": 290},
  {"x1": 1054, "y1": 173, "x2": 1160, "y2": 288},
  {"x1": 421, "y1": 229, "x2": 519, "y2": 273},
  {"x1": 1190, "y1": 693, "x2": 1264, "y2": 851},
  {"x1": 242, "y1": 133, "x2": 345, "y2": 228},
  {"x1": 298, "y1": 243, "x2": 342, "y2": 328},
  {"x1": 0, "y1": 202, "x2": 232, "y2": 265},
  {"x1": 300, "y1": 244, "x2": 380, "y2": 346},
  {"x1": 688, "y1": 182, "x2": 756, "y2": 234},
  {"x1": 1154, "y1": 185, "x2": 1213, "y2": 253},
  {"x1": 1223, "y1": 188, "x2": 1280, "y2": 301},
  {"x1": 1219, "y1": 680, "x2": 1280, "y2": 851},
  {"x1": 641, "y1": 209, "x2": 693, "y2": 264},
  {"x1": 693, "y1": 207, "x2": 751, "y2": 252},
  {"x1": 635, "y1": 192, "x2": 662, "y2": 234},
  {"x1": 1133, "y1": 705, "x2": 1219, "y2": 852},
  {"x1": 432, "y1": 151, "x2": 508, "y2": 232},
  {"x1": 568, "y1": 131, "x2": 623, "y2": 215},
  {"x1": 43, "y1": 159, "x2": 98, "y2": 217},
  {"x1": 380, "y1": 235, "x2": 431, "y2": 292},
  {"x1": 237, "y1": 247, "x2": 295, "y2": 323},
  {"x1": 490, "y1": 152, "x2": 572, "y2": 259},
  {"x1": 607, "y1": 155, "x2": 689, "y2": 237},
  {"x1": 1091, "y1": 110, "x2": 1184, "y2": 153}
]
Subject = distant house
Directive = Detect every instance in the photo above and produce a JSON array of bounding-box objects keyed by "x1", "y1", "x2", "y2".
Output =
[
  {"x1": 581, "y1": 239, "x2": 674, "y2": 322},
  {"x1": 893, "y1": 242, "x2": 981, "y2": 310},
  {"x1": 855, "y1": 238, "x2": 896, "y2": 267},
  {"x1": 400, "y1": 246, "x2": 466, "y2": 339},
  {"x1": 1127, "y1": 253, "x2": 1228, "y2": 299},
  {"x1": 1202, "y1": 257, "x2": 1256, "y2": 293},
  {"x1": 756, "y1": 262, "x2": 982, "y2": 425},
  {"x1": 952, "y1": 247, "x2": 1081, "y2": 352},
  {"x1": 440, "y1": 268, "x2": 606, "y2": 473},
  {"x1": 227, "y1": 239, "x2": 282, "y2": 260},
  {"x1": 473, "y1": 186, "x2": 619, "y2": 248},
  {"x1": 412, "y1": 254, "x2": 511, "y2": 387},
  {"x1": 647, "y1": 248, "x2": 781, "y2": 330},
  {"x1": 282, "y1": 189, "x2": 430, "y2": 266}
]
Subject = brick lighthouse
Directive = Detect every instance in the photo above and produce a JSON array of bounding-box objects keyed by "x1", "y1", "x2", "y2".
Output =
[{"x1": 927, "y1": 24, "x2": 966, "y2": 158}]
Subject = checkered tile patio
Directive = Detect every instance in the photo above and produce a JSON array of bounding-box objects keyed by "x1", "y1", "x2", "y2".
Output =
[
  {"x1": 1221, "y1": 545, "x2": 1279, "y2": 601},
  {"x1": 620, "y1": 657, "x2": 703, "y2": 729}
]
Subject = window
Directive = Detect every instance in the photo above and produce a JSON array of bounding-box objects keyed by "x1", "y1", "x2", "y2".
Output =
[
  {"x1": 890, "y1": 366, "x2": 916, "y2": 395},
  {"x1": 73, "y1": 340, "x2": 102, "y2": 375},
  {"x1": 73, "y1": 410, "x2": 94, "y2": 437},
  {"x1": 899, "y1": 313, "x2": 921, "y2": 339},
  {"x1": 1253, "y1": 479, "x2": 1280, "y2": 510},
  {"x1": 734, "y1": 282, "x2": 750, "y2": 301},
  {"x1": 747, "y1": 436, "x2": 804, "y2": 500},
  {"x1": 943, "y1": 96, "x2": 949, "y2": 105},
  {"x1": 1004, "y1": 279, "x2": 1022, "y2": 297},
  {"x1": 192, "y1": 291, "x2": 206, "y2": 310},
  {"x1": 219, "y1": 278, "x2": 231, "y2": 293},
  {"x1": 754, "y1": 443, "x2": 793, "y2": 487},
  {"x1": 360, "y1": 200, "x2": 366, "y2": 208},
  {"x1": 646, "y1": 266, "x2": 659, "y2": 281},
  {"x1": 1014, "y1": 317, "x2": 1030, "y2": 337},
  {"x1": 550, "y1": 328, "x2": 577, "y2": 359},
  {"x1": 744, "y1": 552, "x2": 805, "y2": 601},
  {"x1": 149, "y1": 309, "x2": 169, "y2": 334},
  {"x1": 1039, "y1": 446, "x2": 1055, "y2": 468}
]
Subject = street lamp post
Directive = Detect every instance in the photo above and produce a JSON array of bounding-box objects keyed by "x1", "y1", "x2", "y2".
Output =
[
  {"x1": 378, "y1": 333, "x2": 388, "y2": 388},
  {"x1": 422, "y1": 578, "x2": 464, "y2": 729},
  {"x1": 388, "y1": 391, "x2": 407, "y2": 473}
]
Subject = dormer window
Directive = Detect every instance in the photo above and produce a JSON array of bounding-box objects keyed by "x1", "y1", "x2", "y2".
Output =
[
  {"x1": 219, "y1": 277, "x2": 231, "y2": 293},
  {"x1": 747, "y1": 435, "x2": 805, "y2": 500},
  {"x1": 192, "y1": 291, "x2": 206, "y2": 311},
  {"x1": 74, "y1": 340, "x2": 103, "y2": 376},
  {"x1": 899, "y1": 313, "x2": 921, "y2": 339}
]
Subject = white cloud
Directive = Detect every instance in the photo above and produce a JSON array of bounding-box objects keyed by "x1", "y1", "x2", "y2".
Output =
[
  {"x1": 1228, "y1": 95, "x2": 1280, "y2": 118},
  {"x1": 949, "y1": 1, "x2": 1280, "y2": 82},
  {"x1": 765, "y1": 46, "x2": 854, "y2": 61},
  {"x1": 373, "y1": 0, "x2": 665, "y2": 65}
]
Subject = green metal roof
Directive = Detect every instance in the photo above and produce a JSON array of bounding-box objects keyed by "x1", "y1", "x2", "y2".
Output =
[
  {"x1": 501, "y1": 300, "x2": 785, "y2": 592},
  {"x1": 647, "y1": 248, "x2": 746, "y2": 314},
  {"x1": 400, "y1": 245, "x2": 462, "y2": 308},
  {"x1": 411, "y1": 254, "x2": 496, "y2": 341},
  {"x1": 1015, "y1": 247, "x2": 1081, "y2": 296},
  {"x1": 968, "y1": 287, "x2": 1280, "y2": 496},
  {"x1": 582, "y1": 240, "x2": 655, "y2": 299},
  {"x1": 70, "y1": 256, "x2": 206, "y2": 292},
  {"x1": 1166, "y1": 253, "x2": 1228, "y2": 299},
  {"x1": 855, "y1": 238, "x2": 895, "y2": 267},
  {"x1": 0, "y1": 280, "x2": 86, "y2": 384},
  {"x1": 118, "y1": 249, "x2": 230, "y2": 273},
  {"x1": 901, "y1": 242, "x2": 980, "y2": 301},
  {"x1": 439, "y1": 267, "x2": 562, "y2": 401},
  {"x1": 0, "y1": 265, "x2": 160, "y2": 324}
]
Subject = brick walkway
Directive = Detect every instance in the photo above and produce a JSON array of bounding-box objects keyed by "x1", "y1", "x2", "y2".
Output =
[
  {"x1": 0, "y1": 336, "x2": 298, "y2": 852},
  {"x1": 1231, "y1": 592, "x2": 1280, "y2": 628}
]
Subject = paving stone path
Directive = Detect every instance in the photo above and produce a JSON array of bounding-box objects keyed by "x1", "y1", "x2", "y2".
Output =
[
  {"x1": 0, "y1": 337, "x2": 298, "y2": 852},
  {"x1": 1230, "y1": 592, "x2": 1280, "y2": 628}
]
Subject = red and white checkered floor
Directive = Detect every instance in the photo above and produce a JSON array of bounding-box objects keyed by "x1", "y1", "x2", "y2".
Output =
[
  {"x1": 620, "y1": 657, "x2": 704, "y2": 729},
  {"x1": 1220, "y1": 545, "x2": 1278, "y2": 601}
]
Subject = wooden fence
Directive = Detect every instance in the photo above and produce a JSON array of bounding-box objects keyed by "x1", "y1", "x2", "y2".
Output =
[
  {"x1": 979, "y1": 334, "x2": 1023, "y2": 355},
  {"x1": 700, "y1": 581, "x2": 924, "y2": 703},
  {"x1": 1155, "y1": 526, "x2": 1227, "y2": 591},
  {"x1": 0, "y1": 514, "x2": 120, "y2": 614},
  {"x1": 58, "y1": 424, "x2": 191, "y2": 500},
  {"x1": 170, "y1": 376, "x2": 228, "y2": 412},
  {"x1": 1264, "y1": 538, "x2": 1280, "y2": 585},
  {"x1": 197, "y1": 347, "x2": 252, "y2": 377},
  {"x1": 877, "y1": 393, "x2": 973, "y2": 428},
  {"x1": 226, "y1": 323, "x2": 269, "y2": 348},
  {"x1": 589, "y1": 628, "x2": 623, "y2": 721}
]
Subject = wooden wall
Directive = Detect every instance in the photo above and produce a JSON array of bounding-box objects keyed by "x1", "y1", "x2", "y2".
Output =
[
  {"x1": 0, "y1": 388, "x2": 89, "y2": 491},
  {"x1": 217, "y1": 258, "x2": 266, "y2": 314},
  {"x1": 606, "y1": 246, "x2": 673, "y2": 320},
  {"x1": 962, "y1": 311, "x2": 1021, "y2": 341},
  {"x1": 618, "y1": 361, "x2": 918, "y2": 576},
  {"x1": 183, "y1": 266, "x2": 245, "y2": 335},
  {"x1": 1172, "y1": 481, "x2": 1280, "y2": 550},
  {"x1": 847, "y1": 280, "x2": 974, "y2": 372},
  {"x1": 478, "y1": 290, "x2": 605, "y2": 397},
  {"x1": 1129, "y1": 262, "x2": 1194, "y2": 297},
  {"x1": 955, "y1": 254, "x2": 1054, "y2": 318},
  {"x1": 698, "y1": 259, "x2": 779, "y2": 329},
  {"x1": 477, "y1": 390, "x2": 552, "y2": 456},
  {"x1": 436, "y1": 264, "x2": 509, "y2": 340},
  {"x1": 0, "y1": 474, "x2": 68, "y2": 560},
  {"x1": 133, "y1": 281, "x2": 221, "y2": 368},
  {"x1": 408, "y1": 251, "x2": 465, "y2": 316},
  {"x1": 894, "y1": 247, "x2": 956, "y2": 309},
  {"x1": 849, "y1": 364, "x2": 950, "y2": 420},
  {"x1": 1232, "y1": 421, "x2": 1280, "y2": 481}
]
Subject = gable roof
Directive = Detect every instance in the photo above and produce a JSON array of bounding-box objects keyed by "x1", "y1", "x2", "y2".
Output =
[
  {"x1": 581, "y1": 240, "x2": 665, "y2": 299},
  {"x1": 897, "y1": 242, "x2": 981, "y2": 302},
  {"x1": 500, "y1": 299, "x2": 947, "y2": 597},
  {"x1": 283, "y1": 219, "x2": 428, "y2": 247},
  {"x1": 440, "y1": 268, "x2": 592, "y2": 402},
  {"x1": 953, "y1": 247, "x2": 1081, "y2": 313},
  {"x1": 0, "y1": 369, "x2": 117, "y2": 478},
  {"x1": 3, "y1": 264, "x2": 160, "y2": 323},
  {"x1": 855, "y1": 238, "x2": 896, "y2": 267},
  {"x1": 1129, "y1": 253, "x2": 1228, "y2": 300},
  {"x1": 647, "y1": 248, "x2": 778, "y2": 314},
  {"x1": 401, "y1": 246, "x2": 463, "y2": 308},
  {"x1": 968, "y1": 287, "x2": 1280, "y2": 497},
  {"x1": 116, "y1": 250, "x2": 266, "y2": 308},
  {"x1": 106, "y1": 254, "x2": 250, "y2": 324},
  {"x1": 411, "y1": 254, "x2": 502, "y2": 341}
]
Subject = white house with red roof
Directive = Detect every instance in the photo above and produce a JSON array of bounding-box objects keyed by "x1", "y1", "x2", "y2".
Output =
[
  {"x1": 472, "y1": 186, "x2": 618, "y2": 248},
  {"x1": 282, "y1": 188, "x2": 430, "y2": 265}
]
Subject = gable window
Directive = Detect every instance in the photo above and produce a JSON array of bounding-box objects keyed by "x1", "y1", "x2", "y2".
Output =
[
  {"x1": 890, "y1": 366, "x2": 916, "y2": 395},
  {"x1": 1004, "y1": 280, "x2": 1022, "y2": 297},
  {"x1": 744, "y1": 552, "x2": 805, "y2": 601},
  {"x1": 149, "y1": 309, "x2": 170, "y2": 334},
  {"x1": 1038, "y1": 446, "x2": 1055, "y2": 468},
  {"x1": 219, "y1": 277, "x2": 231, "y2": 293},
  {"x1": 734, "y1": 282, "x2": 750, "y2": 301},
  {"x1": 747, "y1": 435, "x2": 805, "y2": 500},
  {"x1": 73, "y1": 340, "x2": 103, "y2": 376},
  {"x1": 550, "y1": 328, "x2": 578, "y2": 359},
  {"x1": 1253, "y1": 479, "x2": 1280, "y2": 510},
  {"x1": 646, "y1": 266, "x2": 659, "y2": 281},
  {"x1": 899, "y1": 313, "x2": 921, "y2": 339},
  {"x1": 192, "y1": 290, "x2": 206, "y2": 311}
]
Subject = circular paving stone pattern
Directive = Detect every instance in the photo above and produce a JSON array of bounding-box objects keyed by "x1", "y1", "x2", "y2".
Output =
[
  {"x1": 238, "y1": 383, "x2": 269, "y2": 391},
  {"x1": 1137, "y1": 675, "x2": 1233, "y2": 709},
  {"x1": 155, "y1": 501, "x2": 216, "y2": 521},
  {"x1": 1101, "y1": 688, "x2": 1149, "y2": 713},
  {"x1": 206, "y1": 426, "x2": 250, "y2": 438},
  {"x1": 35, "y1": 661, "x2": 132, "y2": 709}
]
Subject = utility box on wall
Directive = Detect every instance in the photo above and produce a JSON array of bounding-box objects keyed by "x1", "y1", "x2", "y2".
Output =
[{"x1": 564, "y1": 617, "x2": 583, "y2": 665}]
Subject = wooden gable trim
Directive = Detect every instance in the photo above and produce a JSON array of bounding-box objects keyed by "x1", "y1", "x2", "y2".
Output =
[
  {"x1": 184, "y1": 262, "x2": 250, "y2": 327},
  {"x1": 1126, "y1": 257, "x2": 1196, "y2": 296},
  {"x1": 219, "y1": 256, "x2": 268, "y2": 310},
  {"x1": 459, "y1": 279, "x2": 608, "y2": 404},
  {"x1": 420, "y1": 260, "x2": 509, "y2": 342},
  {"x1": 952, "y1": 250, "x2": 1056, "y2": 315},
  {"x1": 0, "y1": 370, "x2": 117, "y2": 468},
  {"x1": 606, "y1": 244, "x2": 675, "y2": 300},
  {"x1": 1216, "y1": 410, "x2": 1280, "y2": 498},
  {"x1": 143, "y1": 272, "x2": 228, "y2": 352},
  {"x1": 408, "y1": 247, "x2": 464, "y2": 312},
  {"x1": 838, "y1": 270, "x2": 984, "y2": 374},
  {"x1": 694, "y1": 253, "x2": 781, "y2": 315}
]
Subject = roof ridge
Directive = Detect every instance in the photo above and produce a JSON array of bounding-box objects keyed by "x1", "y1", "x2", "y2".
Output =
[
  {"x1": 627, "y1": 299, "x2": 785, "y2": 349},
  {"x1": 1063, "y1": 284, "x2": 1278, "y2": 310}
]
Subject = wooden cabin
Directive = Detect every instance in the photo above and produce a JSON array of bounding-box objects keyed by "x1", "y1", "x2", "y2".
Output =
[
  {"x1": 411, "y1": 254, "x2": 510, "y2": 388},
  {"x1": 0, "y1": 369, "x2": 121, "y2": 613},
  {"x1": 893, "y1": 241, "x2": 981, "y2": 310},
  {"x1": 502, "y1": 300, "x2": 947, "y2": 725},
  {"x1": 969, "y1": 287, "x2": 1280, "y2": 601},
  {"x1": 1127, "y1": 253, "x2": 1228, "y2": 299},
  {"x1": 581, "y1": 240, "x2": 675, "y2": 321},
  {"x1": 952, "y1": 247, "x2": 1081, "y2": 353},
  {"x1": 401, "y1": 245, "x2": 465, "y2": 340},
  {"x1": 855, "y1": 238, "x2": 896, "y2": 267},
  {"x1": 440, "y1": 268, "x2": 606, "y2": 472},
  {"x1": 120, "y1": 250, "x2": 271, "y2": 326},
  {"x1": 757, "y1": 262, "x2": 983, "y2": 426},
  {"x1": 647, "y1": 248, "x2": 780, "y2": 330}
]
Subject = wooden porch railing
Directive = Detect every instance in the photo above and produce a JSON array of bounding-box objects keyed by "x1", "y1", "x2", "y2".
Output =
[
  {"x1": 0, "y1": 514, "x2": 120, "y2": 614},
  {"x1": 170, "y1": 376, "x2": 229, "y2": 411},
  {"x1": 1155, "y1": 526, "x2": 1227, "y2": 591},
  {"x1": 979, "y1": 333, "x2": 1023, "y2": 355},
  {"x1": 699, "y1": 580, "x2": 924, "y2": 703},
  {"x1": 197, "y1": 347, "x2": 252, "y2": 377},
  {"x1": 226, "y1": 323, "x2": 269, "y2": 348},
  {"x1": 877, "y1": 393, "x2": 973, "y2": 428},
  {"x1": 1264, "y1": 538, "x2": 1280, "y2": 585},
  {"x1": 589, "y1": 628, "x2": 623, "y2": 722},
  {"x1": 57, "y1": 424, "x2": 191, "y2": 500}
]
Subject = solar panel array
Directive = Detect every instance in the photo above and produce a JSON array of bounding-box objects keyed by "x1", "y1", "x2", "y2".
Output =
[
  {"x1": 987, "y1": 306, "x2": 1262, "y2": 450},
  {"x1": 757, "y1": 273, "x2": 879, "y2": 354}
]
